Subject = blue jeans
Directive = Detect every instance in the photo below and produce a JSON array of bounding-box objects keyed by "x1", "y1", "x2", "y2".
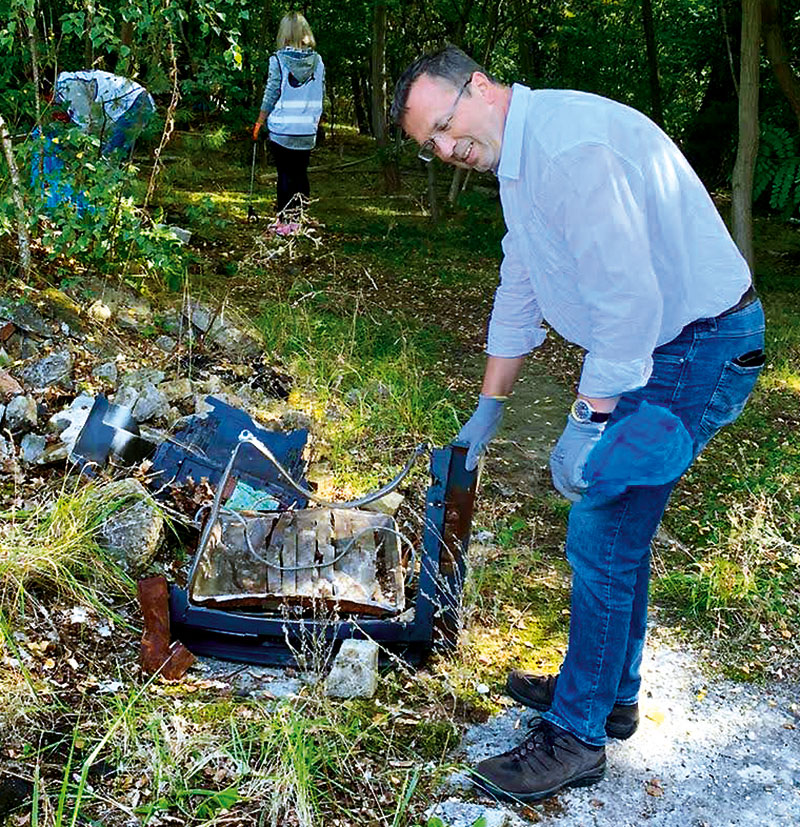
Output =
[{"x1": 543, "y1": 299, "x2": 766, "y2": 746}]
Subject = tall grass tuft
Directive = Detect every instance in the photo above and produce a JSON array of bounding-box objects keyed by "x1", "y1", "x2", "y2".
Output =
[{"x1": 0, "y1": 478, "x2": 138, "y2": 619}]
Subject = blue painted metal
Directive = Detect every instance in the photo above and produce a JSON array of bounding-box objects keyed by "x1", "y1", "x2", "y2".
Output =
[{"x1": 168, "y1": 443, "x2": 477, "y2": 665}]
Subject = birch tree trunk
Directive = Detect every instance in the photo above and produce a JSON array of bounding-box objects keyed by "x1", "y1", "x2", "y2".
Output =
[
  {"x1": 731, "y1": 0, "x2": 761, "y2": 270},
  {"x1": 0, "y1": 112, "x2": 32, "y2": 279}
]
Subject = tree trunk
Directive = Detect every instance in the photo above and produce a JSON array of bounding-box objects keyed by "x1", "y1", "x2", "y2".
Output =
[
  {"x1": 448, "y1": 168, "x2": 466, "y2": 204},
  {"x1": 641, "y1": 0, "x2": 664, "y2": 126},
  {"x1": 371, "y1": 2, "x2": 387, "y2": 145},
  {"x1": 0, "y1": 112, "x2": 32, "y2": 279},
  {"x1": 351, "y1": 72, "x2": 369, "y2": 134},
  {"x1": 731, "y1": 0, "x2": 761, "y2": 270},
  {"x1": 761, "y1": 0, "x2": 800, "y2": 132},
  {"x1": 371, "y1": 2, "x2": 399, "y2": 192}
]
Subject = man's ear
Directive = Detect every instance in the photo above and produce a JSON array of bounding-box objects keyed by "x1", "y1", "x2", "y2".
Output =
[{"x1": 471, "y1": 71, "x2": 497, "y2": 102}]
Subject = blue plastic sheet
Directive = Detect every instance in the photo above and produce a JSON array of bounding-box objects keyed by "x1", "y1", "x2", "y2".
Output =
[
  {"x1": 29, "y1": 128, "x2": 91, "y2": 215},
  {"x1": 584, "y1": 401, "x2": 693, "y2": 499}
]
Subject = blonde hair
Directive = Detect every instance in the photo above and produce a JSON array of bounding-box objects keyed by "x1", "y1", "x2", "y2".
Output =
[{"x1": 276, "y1": 12, "x2": 316, "y2": 49}]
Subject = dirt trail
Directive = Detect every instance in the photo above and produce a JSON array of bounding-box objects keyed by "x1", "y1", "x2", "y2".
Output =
[{"x1": 489, "y1": 360, "x2": 572, "y2": 489}]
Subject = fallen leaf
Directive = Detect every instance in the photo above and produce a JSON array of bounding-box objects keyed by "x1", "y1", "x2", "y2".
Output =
[{"x1": 645, "y1": 777, "x2": 664, "y2": 797}]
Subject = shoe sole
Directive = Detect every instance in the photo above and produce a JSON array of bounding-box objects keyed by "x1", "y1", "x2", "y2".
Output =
[
  {"x1": 505, "y1": 678, "x2": 638, "y2": 740},
  {"x1": 471, "y1": 761, "x2": 607, "y2": 803}
]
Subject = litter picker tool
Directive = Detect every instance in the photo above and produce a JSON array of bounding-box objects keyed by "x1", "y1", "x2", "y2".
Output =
[{"x1": 247, "y1": 139, "x2": 258, "y2": 222}]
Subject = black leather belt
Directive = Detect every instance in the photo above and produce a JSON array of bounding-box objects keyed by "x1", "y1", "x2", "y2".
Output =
[{"x1": 718, "y1": 284, "x2": 758, "y2": 318}]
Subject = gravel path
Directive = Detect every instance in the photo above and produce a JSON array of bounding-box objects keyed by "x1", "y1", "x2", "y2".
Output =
[{"x1": 433, "y1": 629, "x2": 800, "y2": 827}]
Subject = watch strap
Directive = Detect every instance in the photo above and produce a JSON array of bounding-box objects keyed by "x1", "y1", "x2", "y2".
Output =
[{"x1": 571, "y1": 398, "x2": 611, "y2": 423}]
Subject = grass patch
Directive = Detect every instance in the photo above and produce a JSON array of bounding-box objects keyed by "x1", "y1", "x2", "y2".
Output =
[
  {"x1": 0, "y1": 478, "x2": 138, "y2": 619},
  {"x1": 653, "y1": 222, "x2": 800, "y2": 667}
]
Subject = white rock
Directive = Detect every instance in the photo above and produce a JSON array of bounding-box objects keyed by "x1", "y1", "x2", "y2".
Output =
[
  {"x1": 5, "y1": 394, "x2": 38, "y2": 433},
  {"x1": 87, "y1": 301, "x2": 112, "y2": 323},
  {"x1": 49, "y1": 393, "x2": 95, "y2": 452},
  {"x1": 70, "y1": 606, "x2": 90, "y2": 624},
  {"x1": 363, "y1": 491, "x2": 404, "y2": 516},
  {"x1": 324, "y1": 639, "x2": 379, "y2": 699},
  {"x1": 96, "y1": 479, "x2": 165, "y2": 572},
  {"x1": 92, "y1": 361, "x2": 118, "y2": 384},
  {"x1": 20, "y1": 433, "x2": 45, "y2": 464},
  {"x1": 426, "y1": 800, "x2": 509, "y2": 827}
]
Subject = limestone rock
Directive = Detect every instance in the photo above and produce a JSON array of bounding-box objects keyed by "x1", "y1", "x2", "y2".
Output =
[
  {"x1": 186, "y1": 300, "x2": 216, "y2": 333},
  {"x1": 5, "y1": 395, "x2": 38, "y2": 433},
  {"x1": 158, "y1": 377, "x2": 193, "y2": 403},
  {"x1": 425, "y1": 801, "x2": 510, "y2": 827},
  {"x1": 39, "y1": 442, "x2": 69, "y2": 464},
  {"x1": 132, "y1": 383, "x2": 169, "y2": 423},
  {"x1": 96, "y1": 479, "x2": 165, "y2": 572},
  {"x1": 324, "y1": 639, "x2": 379, "y2": 699},
  {"x1": 363, "y1": 491, "x2": 404, "y2": 516},
  {"x1": 155, "y1": 335, "x2": 177, "y2": 353},
  {"x1": 112, "y1": 385, "x2": 139, "y2": 410},
  {"x1": 18, "y1": 337, "x2": 40, "y2": 359},
  {"x1": 92, "y1": 361, "x2": 118, "y2": 384},
  {"x1": 49, "y1": 393, "x2": 95, "y2": 452},
  {"x1": 0, "y1": 298, "x2": 50, "y2": 336},
  {"x1": 106, "y1": 291, "x2": 152, "y2": 331},
  {"x1": 119, "y1": 368, "x2": 165, "y2": 390},
  {"x1": 19, "y1": 349, "x2": 73, "y2": 390},
  {"x1": 20, "y1": 433, "x2": 46, "y2": 464}
]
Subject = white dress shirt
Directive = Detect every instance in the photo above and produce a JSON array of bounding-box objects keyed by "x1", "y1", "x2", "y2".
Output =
[{"x1": 488, "y1": 85, "x2": 752, "y2": 397}]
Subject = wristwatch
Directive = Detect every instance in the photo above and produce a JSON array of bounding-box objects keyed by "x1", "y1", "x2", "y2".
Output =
[{"x1": 570, "y1": 398, "x2": 611, "y2": 424}]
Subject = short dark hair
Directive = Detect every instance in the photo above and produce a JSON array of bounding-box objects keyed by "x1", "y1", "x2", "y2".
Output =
[{"x1": 390, "y1": 45, "x2": 487, "y2": 126}]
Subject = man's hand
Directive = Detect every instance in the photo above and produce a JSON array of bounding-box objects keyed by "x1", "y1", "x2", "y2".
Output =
[
  {"x1": 550, "y1": 416, "x2": 606, "y2": 501},
  {"x1": 457, "y1": 395, "x2": 506, "y2": 471},
  {"x1": 252, "y1": 122, "x2": 262, "y2": 141}
]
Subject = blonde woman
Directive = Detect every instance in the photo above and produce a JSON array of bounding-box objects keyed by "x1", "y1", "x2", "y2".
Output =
[{"x1": 253, "y1": 12, "x2": 325, "y2": 229}]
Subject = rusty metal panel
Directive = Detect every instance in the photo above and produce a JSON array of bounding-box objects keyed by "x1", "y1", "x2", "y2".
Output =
[{"x1": 190, "y1": 508, "x2": 404, "y2": 615}]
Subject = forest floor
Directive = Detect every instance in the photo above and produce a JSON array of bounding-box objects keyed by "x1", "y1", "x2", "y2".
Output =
[{"x1": 1, "y1": 125, "x2": 799, "y2": 826}]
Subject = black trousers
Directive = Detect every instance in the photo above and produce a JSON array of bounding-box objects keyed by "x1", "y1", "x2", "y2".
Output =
[{"x1": 269, "y1": 140, "x2": 311, "y2": 214}]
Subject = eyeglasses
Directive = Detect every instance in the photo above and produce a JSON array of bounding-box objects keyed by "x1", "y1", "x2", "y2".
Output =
[{"x1": 417, "y1": 78, "x2": 471, "y2": 163}]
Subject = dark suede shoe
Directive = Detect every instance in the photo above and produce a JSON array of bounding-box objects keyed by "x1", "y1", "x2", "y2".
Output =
[
  {"x1": 471, "y1": 719, "x2": 606, "y2": 802},
  {"x1": 506, "y1": 670, "x2": 640, "y2": 740}
]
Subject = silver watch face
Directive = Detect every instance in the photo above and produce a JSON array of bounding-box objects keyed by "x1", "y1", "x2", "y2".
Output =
[{"x1": 572, "y1": 399, "x2": 591, "y2": 422}]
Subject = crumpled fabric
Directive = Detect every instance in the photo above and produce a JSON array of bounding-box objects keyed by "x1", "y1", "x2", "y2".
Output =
[{"x1": 583, "y1": 400, "x2": 693, "y2": 499}]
